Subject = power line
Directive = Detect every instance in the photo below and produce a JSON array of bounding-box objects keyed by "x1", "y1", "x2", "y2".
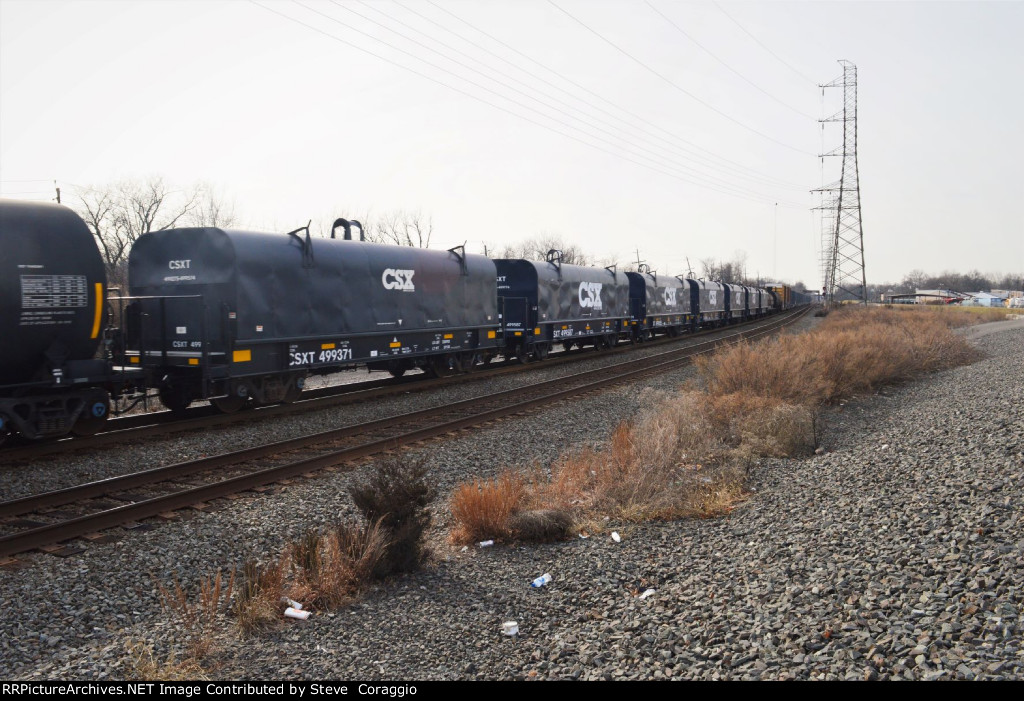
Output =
[
  {"x1": 309, "y1": 0, "x2": 788, "y2": 202},
  {"x1": 349, "y1": 0, "x2": 804, "y2": 197},
  {"x1": 253, "y1": 1, "x2": 803, "y2": 206},
  {"x1": 644, "y1": 0, "x2": 816, "y2": 120},
  {"x1": 713, "y1": 1, "x2": 819, "y2": 86},
  {"x1": 547, "y1": 0, "x2": 813, "y2": 155},
  {"x1": 407, "y1": 0, "x2": 806, "y2": 191}
]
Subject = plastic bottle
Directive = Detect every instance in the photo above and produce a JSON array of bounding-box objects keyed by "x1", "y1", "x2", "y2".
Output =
[{"x1": 530, "y1": 573, "x2": 553, "y2": 588}]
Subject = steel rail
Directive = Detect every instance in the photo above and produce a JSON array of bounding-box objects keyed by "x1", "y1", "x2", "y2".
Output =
[{"x1": 0, "y1": 307, "x2": 808, "y2": 558}]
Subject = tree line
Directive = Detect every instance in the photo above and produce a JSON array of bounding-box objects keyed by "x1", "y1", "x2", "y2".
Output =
[{"x1": 71, "y1": 177, "x2": 916, "y2": 294}]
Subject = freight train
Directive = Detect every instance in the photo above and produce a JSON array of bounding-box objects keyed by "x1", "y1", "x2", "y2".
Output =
[{"x1": 0, "y1": 199, "x2": 808, "y2": 443}]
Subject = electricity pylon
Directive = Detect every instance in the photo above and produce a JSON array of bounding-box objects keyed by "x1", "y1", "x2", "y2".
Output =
[{"x1": 813, "y1": 60, "x2": 867, "y2": 307}]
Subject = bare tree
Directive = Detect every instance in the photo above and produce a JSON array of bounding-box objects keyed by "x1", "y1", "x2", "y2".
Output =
[
  {"x1": 699, "y1": 252, "x2": 753, "y2": 284},
  {"x1": 367, "y1": 209, "x2": 433, "y2": 248},
  {"x1": 497, "y1": 233, "x2": 591, "y2": 265},
  {"x1": 72, "y1": 177, "x2": 232, "y2": 282},
  {"x1": 187, "y1": 183, "x2": 236, "y2": 228}
]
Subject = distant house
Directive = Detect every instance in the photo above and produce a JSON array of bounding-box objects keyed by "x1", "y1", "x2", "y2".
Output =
[{"x1": 964, "y1": 292, "x2": 1007, "y2": 307}]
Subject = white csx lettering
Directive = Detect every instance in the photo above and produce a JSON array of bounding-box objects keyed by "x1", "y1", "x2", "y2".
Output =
[
  {"x1": 382, "y1": 269, "x2": 416, "y2": 291},
  {"x1": 664, "y1": 287, "x2": 677, "y2": 306},
  {"x1": 579, "y1": 282, "x2": 603, "y2": 310},
  {"x1": 169, "y1": 259, "x2": 191, "y2": 269}
]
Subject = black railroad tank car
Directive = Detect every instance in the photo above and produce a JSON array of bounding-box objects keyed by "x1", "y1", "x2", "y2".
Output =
[
  {"x1": 625, "y1": 269, "x2": 693, "y2": 340},
  {"x1": 127, "y1": 225, "x2": 500, "y2": 411},
  {"x1": 0, "y1": 199, "x2": 111, "y2": 440},
  {"x1": 495, "y1": 250, "x2": 629, "y2": 360}
]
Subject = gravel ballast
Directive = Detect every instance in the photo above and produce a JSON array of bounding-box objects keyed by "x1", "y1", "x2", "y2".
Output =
[{"x1": 2, "y1": 319, "x2": 1021, "y2": 680}]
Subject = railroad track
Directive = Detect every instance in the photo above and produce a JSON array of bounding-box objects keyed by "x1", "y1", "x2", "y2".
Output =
[
  {"x1": 0, "y1": 307, "x2": 808, "y2": 561},
  {"x1": 1, "y1": 311, "x2": 796, "y2": 462}
]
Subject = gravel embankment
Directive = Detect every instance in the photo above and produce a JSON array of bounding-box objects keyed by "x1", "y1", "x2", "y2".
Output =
[{"x1": 7, "y1": 316, "x2": 1021, "y2": 681}]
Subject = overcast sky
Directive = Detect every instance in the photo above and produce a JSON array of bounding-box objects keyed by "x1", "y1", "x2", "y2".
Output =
[{"x1": 2, "y1": 0, "x2": 1021, "y2": 287}]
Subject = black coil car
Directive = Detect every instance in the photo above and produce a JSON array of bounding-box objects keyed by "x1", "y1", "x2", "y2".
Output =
[
  {"x1": 626, "y1": 268, "x2": 694, "y2": 340},
  {"x1": 495, "y1": 250, "x2": 630, "y2": 360},
  {"x1": 126, "y1": 223, "x2": 500, "y2": 412}
]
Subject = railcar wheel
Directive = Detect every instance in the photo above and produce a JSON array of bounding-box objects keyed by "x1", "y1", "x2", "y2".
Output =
[
  {"x1": 457, "y1": 352, "x2": 478, "y2": 373},
  {"x1": 212, "y1": 395, "x2": 247, "y2": 414},
  {"x1": 282, "y1": 383, "x2": 303, "y2": 404},
  {"x1": 72, "y1": 397, "x2": 110, "y2": 436},
  {"x1": 562, "y1": 341, "x2": 575, "y2": 352},
  {"x1": 515, "y1": 345, "x2": 531, "y2": 364},
  {"x1": 159, "y1": 386, "x2": 193, "y2": 414},
  {"x1": 387, "y1": 360, "x2": 408, "y2": 378},
  {"x1": 428, "y1": 355, "x2": 458, "y2": 377}
]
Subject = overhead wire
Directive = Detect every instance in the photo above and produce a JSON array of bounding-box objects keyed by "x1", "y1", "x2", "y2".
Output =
[
  {"x1": 401, "y1": 0, "x2": 805, "y2": 191},
  {"x1": 252, "y1": 0, "x2": 804, "y2": 206},
  {"x1": 713, "y1": 1, "x2": 819, "y2": 85},
  {"x1": 423, "y1": 0, "x2": 806, "y2": 189},
  {"x1": 644, "y1": 0, "x2": 817, "y2": 120},
  {"x1": 547, "y1": 0, "x2": 814, "y2": 155},
  {"x1": 347, "y1": 0, "x2": 805, "y2": 196}
]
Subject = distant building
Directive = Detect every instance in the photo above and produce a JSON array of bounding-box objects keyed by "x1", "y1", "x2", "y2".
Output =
[
  {"x1": 964, "y1": 292, "x2": 1007, "y2": 307},
  {"x1": 914, "y1": 289, "x2": 970, "y2": 304},
  {"x1": 991, "y1": 289, "x2": 1023, "y2": 299}
]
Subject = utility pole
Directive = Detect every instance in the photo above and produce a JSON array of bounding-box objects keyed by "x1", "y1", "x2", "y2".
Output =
[
  {"x1": 53, "y1": 180, "x2": 60, "y2": 204},
  {"x1": 813, "y1": 60, "x2": 867, "y2": 307}
]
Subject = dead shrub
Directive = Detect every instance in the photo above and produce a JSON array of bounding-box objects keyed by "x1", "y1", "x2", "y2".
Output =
[
  {"x1": 123, "y1": 638, "x2": 209, "y2": 681},
  {"x1": 707, "y1": 393, "x2": 816, "y2": 458},
  {"x1": 700, "y1": 306, "x2": 978, "y2": 405},
  {"x1": 155, "y1": 569, "x2": 234, "y2": 659},
  {"x1": 295, "y1": 519, "x2": 390, "y2": 609},
  {"x1": 675, "y1": 464, "x2": 749, "y2": 519},
  {"x1": 234, "y1": 556, "x2": 287, "y2": 634},
  {"x1": 450, "y1": 471, "x2": 526, "y2": 544},
  {"x1": 508, "y1": 508, "x2": 574, "y2": 542},
  {"x1": 349, "y1": 456, "x2": 434, "y2": 576}
]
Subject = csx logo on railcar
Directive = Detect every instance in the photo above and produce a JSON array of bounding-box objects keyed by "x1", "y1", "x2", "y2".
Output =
[
  {"x1": 579, "y1": 282, "x2": 603, "y2": 310},
  {"x1": 382, "y1": 269, "x2": 416, "y2": 291},
  {"x1": 664, "y1": 287, "x2": 677, "y2": 306},
  {"x1": 168, "y1": 259, "x2": 192, "y2": 269}
]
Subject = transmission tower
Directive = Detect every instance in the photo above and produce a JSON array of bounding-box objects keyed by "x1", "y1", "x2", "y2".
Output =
[{"x1": 813, "y1": 60, "x2": 866, "y2": 307}]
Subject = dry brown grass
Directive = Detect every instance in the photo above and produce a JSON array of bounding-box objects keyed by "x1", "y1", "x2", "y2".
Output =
[
  {"x1": 123, "y1": 638, "x2": 209, "y2": 681},
  {"x1": 448, "y1": 305, "x2": 983, "y2": 544},
  {"x1": 529, "y1": 403, "x2": 752, "y2": 523},
  {"x1": 155, "y1": 569, "x2": 234, "y2": 660},
  {"x1": 699, "y1": 306, "x2": 979, "y2": 404},
  {"x1": 234, "y1": 556, "x2": 287, "y2": 634},
  {"x1": 890, "y1": 303, "x2": 1023, "y2": 326},
  {"x1": 450, "y1": 472, "x2": 526, "y2": 544},
  {"x1": 291, "y1": 520, "x2": 390, "y2": 609}
]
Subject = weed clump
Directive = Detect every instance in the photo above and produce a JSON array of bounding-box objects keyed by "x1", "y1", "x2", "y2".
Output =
[
  {"x1": 450, "y1": 472, "x2": 526, "y2": 544},
  {"x1": 349, "y1": 456, "x2": 434, "y2": 577}
]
